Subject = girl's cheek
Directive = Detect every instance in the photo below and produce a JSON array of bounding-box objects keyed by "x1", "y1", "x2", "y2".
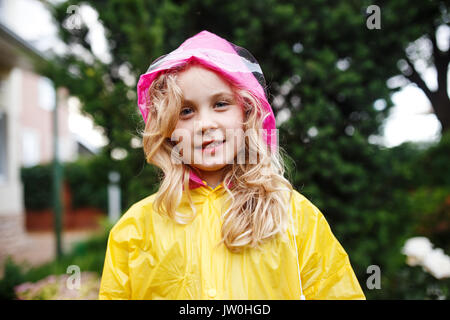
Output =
[{"x1": 182, "y1": 136, "x2": 196, "y2": 161}]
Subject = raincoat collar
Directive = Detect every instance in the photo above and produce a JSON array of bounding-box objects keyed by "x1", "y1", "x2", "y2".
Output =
[
  {"x1": 188, "y1": 169, "x2": 208, "y2": 189},
  {"x1": 186, "y1": 168, "x2": 232, "y2": 191}
]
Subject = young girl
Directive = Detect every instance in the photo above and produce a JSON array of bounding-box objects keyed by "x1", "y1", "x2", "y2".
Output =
[{"x1": 98, "y1": 30, "x2": 366, "y2": 300}]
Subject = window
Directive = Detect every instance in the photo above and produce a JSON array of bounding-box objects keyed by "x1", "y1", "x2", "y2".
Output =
[
  {"x1": 22, "y1": 128, "x2": 40, "y2": 167},
  {"x1": 38, "y1": 76, "x2": 55, "y2": 111}
]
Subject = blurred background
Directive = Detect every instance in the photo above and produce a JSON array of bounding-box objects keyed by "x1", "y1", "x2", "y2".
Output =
[{"x1": 0, "y1": 0, "x2": 449, "y2": 300}]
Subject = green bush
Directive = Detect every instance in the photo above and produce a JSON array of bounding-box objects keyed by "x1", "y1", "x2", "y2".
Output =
[
  {"x1": 21, "y1": 158, "x2": 108, "y2": 212},
  {"x1": 0, "y1": 257, "x2": 26, "y2": 300},
  {"x1": 372, "y1": 133, "x2": 450, "y2": 300},
  {"x1": 21, "y1": 165, "x2": 53, "y2": 210},
  {"x1": 64, "y1": 159, "x2": 108, "y2": 211},
  {"x1": 383, "y1": 264, "x2": 450, "y2": 300}
]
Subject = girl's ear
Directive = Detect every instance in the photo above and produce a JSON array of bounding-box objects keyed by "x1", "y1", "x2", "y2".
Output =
[{"x1": 244, "y1": 101, "x2": 253, "y2": 118}]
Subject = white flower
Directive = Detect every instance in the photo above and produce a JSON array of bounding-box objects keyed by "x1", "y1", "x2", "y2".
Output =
[
  {"x1": 401, "y1": 237, "x2": 433, "y2": 266},
  {"x1": 422, "y1": 248, "x2": 450, "y2": 279},
  {"x1": 402, "y1": 236, "x2": 450, "y2": 280}
]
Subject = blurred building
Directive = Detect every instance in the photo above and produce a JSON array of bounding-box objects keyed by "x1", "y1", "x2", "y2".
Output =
[{"x1": 0, "y1": 18, "x2": 93, "y2": 257}]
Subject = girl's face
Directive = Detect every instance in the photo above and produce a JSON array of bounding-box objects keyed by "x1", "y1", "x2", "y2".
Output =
[{"x1": 171, "y1": 65, "x2": 245, "y2": 176}]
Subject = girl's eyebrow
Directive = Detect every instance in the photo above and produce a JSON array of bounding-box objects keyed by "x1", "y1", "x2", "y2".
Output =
[{"x1": 182, "y1": 91, "x2": 234, "y2": 103}]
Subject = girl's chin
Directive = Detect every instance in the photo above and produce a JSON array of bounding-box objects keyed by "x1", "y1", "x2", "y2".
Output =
[
  {"x1": 191, "y1": 164, "x2": 229, "y2": 172},
  {"x1": 191, "y1": 158, "x2": 229, "y2": 168},
  {"x1": 192, "y1": 146, "x2": 226, "y2": 161}
]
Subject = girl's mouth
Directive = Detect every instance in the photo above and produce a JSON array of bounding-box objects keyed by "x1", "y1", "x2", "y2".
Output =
[{"x1": 198, "y1": 140, "x2": 225, "y2": 153}]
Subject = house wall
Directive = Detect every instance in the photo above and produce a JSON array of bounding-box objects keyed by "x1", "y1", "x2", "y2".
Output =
[
  {"x1": 20, "y1": 69, "x2": 76, "y2": 166},
  {"x1": 0, "y1": 66, "x2": 77, "y2": 259},
  {"x1": 0, "y1": 67, "x2": 26, "y2": 257}
]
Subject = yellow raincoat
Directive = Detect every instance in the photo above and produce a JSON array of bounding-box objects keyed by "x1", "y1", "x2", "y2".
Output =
[{"x1": 99, "y1": 181, "x2": 366, "y2": 300}]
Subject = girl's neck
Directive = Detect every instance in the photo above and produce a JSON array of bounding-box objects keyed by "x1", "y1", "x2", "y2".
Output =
[{"x1": 190, "y1": 166, "x2": 229, "y2": 189}]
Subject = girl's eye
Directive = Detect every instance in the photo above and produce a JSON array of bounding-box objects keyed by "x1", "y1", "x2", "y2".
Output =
[
  {"x1": 215, "y1": 101, "x2": 229, "y2": 108},
  {"x1": 180, "y1": 107, "x2": 193, "y2": 116}
]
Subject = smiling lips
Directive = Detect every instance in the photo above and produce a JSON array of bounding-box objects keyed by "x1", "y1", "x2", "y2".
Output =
[{"x1": 196, "y1": 139, "x2": 226, "y2": 152}]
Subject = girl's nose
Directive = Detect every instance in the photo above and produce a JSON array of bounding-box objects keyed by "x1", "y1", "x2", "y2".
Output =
[{"x1": 196, "y1": 109, "x2": 219, "y2": 135}]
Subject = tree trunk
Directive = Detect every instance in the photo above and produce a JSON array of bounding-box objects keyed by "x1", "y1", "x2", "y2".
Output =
[
  {"x1": 433, "y1": 91, "x2": 450, "y2": 133},
  {"x1": 403, "y1": 31, "x2": 449, "y2": 133}
]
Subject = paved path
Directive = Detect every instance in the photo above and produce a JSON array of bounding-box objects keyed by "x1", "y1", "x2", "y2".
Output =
[{"x1": 0, "y1": 230, "x2": 98, "y2": 278}]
